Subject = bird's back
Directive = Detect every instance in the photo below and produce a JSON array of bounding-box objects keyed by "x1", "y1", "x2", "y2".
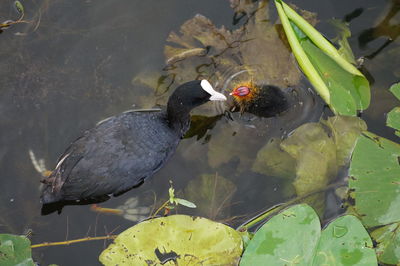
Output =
[{"x1": 41, "y1": 110, "x2": 180, "y2": 204}]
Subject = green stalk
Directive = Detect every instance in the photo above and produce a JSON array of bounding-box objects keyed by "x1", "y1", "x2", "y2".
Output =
[
  {"x1": 275, "y1": 0, "x2": 331, "y2": 105},
  {"x1": 280, "y1": 1, "x2": 363, "y2": 77}
]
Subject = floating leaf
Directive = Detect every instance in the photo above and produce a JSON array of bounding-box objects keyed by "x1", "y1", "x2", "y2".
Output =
[
  {"x1": 387, "y1": 82, "x2": 400, "y2": 137},
  {"x1": 0, "y1": 234, "x2": 34, "y2": 266},
  {"x1": 240, "y1": 204, "x2": 377, "y2": 266},
  {"x1": 184, "y1": 173, "x2": 236, "y2": 220},
  {"x1": 389, "y1": 82, "x2": 400, "y2": 100},
  {"x1": 312, "y1": 215, "x2": 376, "y2": 265},
  {"x1": 371, "y1": 222, "x2": 400, "y2": 265},
  {"x1": 14, "y1": 1, "x2": 24, "y2": 15},
  {"x1": 349, "y1": 132, "x2": 400, "y2": 227},
  {"x1": 387, "y1": 107, "x2": 400, "y2": 137},
  {"x1": 99, "y1": 215, "x2": 243, "y2": 265},
  {"x1": 275, "y1": 0, "x2": 370, "y2": 115},
  {"x1": 240, "y1": 204, "x2": 320, "y2": 265}
]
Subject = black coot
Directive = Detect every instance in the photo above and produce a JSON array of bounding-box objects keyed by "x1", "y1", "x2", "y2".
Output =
[
  {"x1": 230, "y1": 83, "x2": 288, "y2": 117},
  {"x1": 40, "y1": 80, "x2": 226, "y2": 208}
]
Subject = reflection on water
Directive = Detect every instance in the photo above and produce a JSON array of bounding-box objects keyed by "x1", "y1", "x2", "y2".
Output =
[{"x1": 0, "y1": 0, "x2": 399, "y2": 265}]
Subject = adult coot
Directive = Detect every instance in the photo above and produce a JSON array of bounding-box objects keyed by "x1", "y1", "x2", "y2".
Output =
[
  {"x1": 230, "y1": 82, "x2": 288, "y2": 117},
  {"x1": 40, "y1": 80, "x2": 226, "y2": 207}
]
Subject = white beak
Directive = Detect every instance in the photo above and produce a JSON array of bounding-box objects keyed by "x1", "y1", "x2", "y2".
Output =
[{"x1": 201, "y1": 80, "x2": 227, "y2": 101}]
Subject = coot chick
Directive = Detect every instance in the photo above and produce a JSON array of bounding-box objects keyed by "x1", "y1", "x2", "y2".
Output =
[
  {"x1": 40, "y1": 80, "x2": 226, "y2": 207},
  {"x1": 229, "y1": 82, "x2": 288, "y2": 117}
]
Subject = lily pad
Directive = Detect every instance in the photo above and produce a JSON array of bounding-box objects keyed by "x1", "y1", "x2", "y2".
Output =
[
  {"x1": 184, "y1": 173, "x2": 237, "y2": 220},
  {"x1": 240, "y1": 204, "x2": 377, "y2": 266},
  {"x1": 386, "y1": 82, "x2": 400, "y2": 137},
  {"x1": 99, "y1": 215, "x2": 243, "y2": 265},
  {"x1": 371, "y1": 222, "x2": 400, "y2": 265},
  {"x1": 389, "y1": 82, "x2": 400, "y2": 100},
  {"x1": 0, "y1": 234, "x2": 34, "y2": 266},
  {"x1": 312, "y1": 215, "x2": 376, "y2": 265},
  {"x1": 349, "y1": 132, "x2": 400, "y2": 227}
]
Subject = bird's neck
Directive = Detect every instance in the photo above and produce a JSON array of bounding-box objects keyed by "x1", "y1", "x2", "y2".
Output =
[{"x1": 166, "y1": 99, "x2": 191, "y2": 137}]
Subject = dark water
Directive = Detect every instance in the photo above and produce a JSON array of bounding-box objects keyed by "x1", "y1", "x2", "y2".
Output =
[{"x1": 0, "y1": 0, "x2": 399, "y2": 265}]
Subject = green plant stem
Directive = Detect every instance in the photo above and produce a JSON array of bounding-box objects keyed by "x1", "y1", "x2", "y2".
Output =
[
  {"x1": 274, "y1": 0, "x2": 331, "y2": 105},
  {"x1": 152, "y1": 200, "x2": 169, "y2": 217},
  {"x1": 280, "y1": 1, "x2": 363, "y2": 77},
  {"x1": 31, "y1": 235, "x2": 117, "y2": 248},
  {"x1": 237, "y1": 181, "x2": 346, "y2": 231}
]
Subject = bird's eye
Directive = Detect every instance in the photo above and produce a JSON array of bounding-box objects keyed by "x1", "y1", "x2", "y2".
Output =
[{"x1": 232, "y1": 86, "x2": 250, "y2": 97}]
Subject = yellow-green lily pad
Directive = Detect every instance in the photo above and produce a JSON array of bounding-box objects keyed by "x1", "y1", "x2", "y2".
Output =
[{"x1": 99, "y1": 215, "x2": 243, "y2": 265}]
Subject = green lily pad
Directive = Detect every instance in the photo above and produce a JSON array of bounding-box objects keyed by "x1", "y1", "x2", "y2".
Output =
[
  {"x1": 387, "y1": 107, "x2": 400, "y2": 137},
  {"x1": 240, "y1": 204, "x2": 321, "y2": 265},
  {"x1": 312, "y1": 215, "x2": 376, "y2": 265},
  {"x1": 99, "y1": 215, "x2": 243, "y2": 265},
  {"x1": 387, "y1": 82, "x2": 400, "y2": 137},
  {"x1": 371, "y1": 222, "x2": 400, "y2": 265},
  {"x1": 0, "y1": 234, "x2": 34, "y2": 266},
  {"x1": 389, "y1": 82, "x2": 400, "y2": 100},
  {"x1": 349, "y1": 132, "x2": 400, "y2": 227},
  {"x1": 240, "y1": 204, "x2": 377, "y2": 266}
]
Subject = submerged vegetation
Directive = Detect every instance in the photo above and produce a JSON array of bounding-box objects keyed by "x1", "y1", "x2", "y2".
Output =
[{"x1": 1, "y1": 0, "x2": 400, "y2": 265}]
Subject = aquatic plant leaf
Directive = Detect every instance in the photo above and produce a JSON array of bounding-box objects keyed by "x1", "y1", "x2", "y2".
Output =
[
  {"x1": 0, "y1": 234, "x2": 34, "y2": 266},
  {"x1": 252, "y1": 138, "x2": 296, "y2": 179},
  {"x1": 184, "y1": 173, "x2": 237, "y2": 220},
  {"x1": 174, "y1": 198, "x2": 196, "y2": 208},
  {"x1": 164, "y1": 0, "x2": 303, "y2": 95},
  {"x1": 387, "y1": 82, "x2": 400, "y2": 137},
  {"x1": 99, "y1": 215, "x2": 243, "y2": 265},
  {"x1": 240, "y1": 204, "x2": 320, "y2": 265},
  {"x1": 240, "y1": 204, "x2": 377, "y2": 266},
  {"x1": 330, "y1": 19, "x2": 356, "y2": 65},
  {"x1": 14, "y1": 1, "x2": 24, "y2": 15},
  {"x1": 389, "y1": 82, "x2": 400, "y2": 100},
  {"x1": 280, "y1": 123, "x2": 337, "y2": 214},
  {"x1": 275, "y1": 0, "x2": 370, "y2": 115},
  {"x1": 349, "y1": 132, "x2": 400, "y2": 227},
  {"x1": 312, "y1": 215, "x2": 376, "y2": 265},
  {"x1": 302, "y1": 39, "x2": 365, "y2": 115},
  {"x1": 387, "y1": 107, "x2": 400, "y2": 137},
  {"x1": 207, "y1": 122, "x2": 260, "y2": 171},
  {"x1": 184, "y1": 115, "x2": 221, "y2": 140},
  {"x1": 371, "y1": 222, "x2": 400, "y2": 265},
  {"x1": 323, "y1": 116, "x2": 367, "y2": 166}
]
